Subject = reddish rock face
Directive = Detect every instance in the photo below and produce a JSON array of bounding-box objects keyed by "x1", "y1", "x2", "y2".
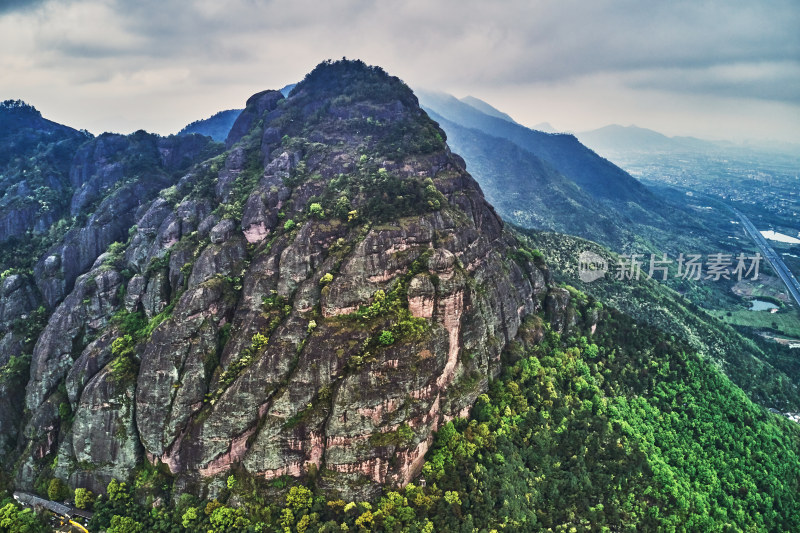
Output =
[{"x1": 408, "y1": 275, "x2": 435, "y2": 319}]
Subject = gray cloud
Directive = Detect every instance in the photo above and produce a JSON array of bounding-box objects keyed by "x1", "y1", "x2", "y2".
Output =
[
  {"x1": 626, "y1": 62, "x2": 800, "y2": 104},
  {"x1": 1, "y1": 0, "x2": 798, "y2": 142}
]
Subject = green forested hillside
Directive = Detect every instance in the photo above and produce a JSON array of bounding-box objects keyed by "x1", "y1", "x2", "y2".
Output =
[
  {"x1": 420, "y1": 301, "x2": 800, "y2": 531},
  {"x1": 523, "y1": 229, "x2": 800, "y2": 415}
]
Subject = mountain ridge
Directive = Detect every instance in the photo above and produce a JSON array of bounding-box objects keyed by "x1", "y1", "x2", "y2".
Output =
[
  {"x1": 425, "y1": 109, "x2": 638, "y2": 249},
  {"x1": 577, "y1": 123, "x2": 800, "y2": 158},
  {"x1": 417, "y1": 90, "x2": 654, "y2": 205},
  {"x1": 178, "y1": 109, "x2": 242, "y2": 142},
  {"x1": 458, "y1": 95, "x2": 518, "y2": 124},
  {"x1": 0, "y1": 100, "x2": 92, "y2": 244}
]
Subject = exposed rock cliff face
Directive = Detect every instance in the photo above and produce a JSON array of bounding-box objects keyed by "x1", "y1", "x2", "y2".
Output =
[
  {"x1": 0, "y1": 123, "x2": 221, "y2": 471},
  {"x1": 2, "y1": 61, "x2": 566, "y2": 499},
  {"x1": 34, "y1": 132, "x2": 221, "y2": 308}
]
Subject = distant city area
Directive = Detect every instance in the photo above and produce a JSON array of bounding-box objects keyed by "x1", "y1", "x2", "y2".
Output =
[
  {"x1": 576, "y1": 129, "x2": 800, "y2": 343},
  {"x1": 620, "y1": 152, "x2": 798, "y2": 228}
]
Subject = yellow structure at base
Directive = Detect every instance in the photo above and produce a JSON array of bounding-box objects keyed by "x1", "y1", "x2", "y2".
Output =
[{"x1": 69, "y1": 519, "x2": 89, "y2": 533}]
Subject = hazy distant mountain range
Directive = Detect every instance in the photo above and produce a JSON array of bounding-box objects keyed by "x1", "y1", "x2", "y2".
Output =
[{"x1": 177, "y1": 109, "x2": 241, "y2": 142}]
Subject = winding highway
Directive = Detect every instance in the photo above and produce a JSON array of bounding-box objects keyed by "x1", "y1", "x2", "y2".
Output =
[{"x1": 730, "y1": 207, "x2": 800, "y2": 309}]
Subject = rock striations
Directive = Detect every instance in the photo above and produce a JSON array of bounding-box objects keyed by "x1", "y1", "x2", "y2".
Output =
[{"x1": 3, "y1": 60, "x2": 567, "y2": 500}]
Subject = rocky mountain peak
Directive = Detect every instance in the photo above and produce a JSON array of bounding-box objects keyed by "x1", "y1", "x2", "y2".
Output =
[
  {"x1": 225, "y1": 90, "x2": 284, "y2": 147},
  {"x1": 5, "y1": 60, "x2": 560, "y2": 501}
]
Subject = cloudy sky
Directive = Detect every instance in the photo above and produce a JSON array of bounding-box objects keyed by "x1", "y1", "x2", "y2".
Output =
[{"x1": 1, "y1": 0, "x2": 798, "y2": 143}]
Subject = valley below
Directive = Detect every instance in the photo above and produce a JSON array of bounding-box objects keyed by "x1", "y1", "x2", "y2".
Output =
[{"x1": 588, "y1": 144, "x2": 800, "y2": 345}]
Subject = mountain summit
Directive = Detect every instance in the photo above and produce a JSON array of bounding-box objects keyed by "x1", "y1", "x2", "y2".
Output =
[{"x1": 11, "y1": 59, "x2": 555, "y2": 499}]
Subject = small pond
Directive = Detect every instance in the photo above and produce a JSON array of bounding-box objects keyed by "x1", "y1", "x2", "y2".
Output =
[{"x1": 749, "y1": 299, "x2": 779, "y2": 311}]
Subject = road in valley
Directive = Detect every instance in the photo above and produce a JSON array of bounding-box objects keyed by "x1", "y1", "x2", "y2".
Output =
[{"x1": 730, "y1": 207, "x2": 800, "y2": 309}]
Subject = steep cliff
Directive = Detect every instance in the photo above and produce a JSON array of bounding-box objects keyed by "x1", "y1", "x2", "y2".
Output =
[
  {"x1": 0, "y1": 122, "x2": 222, "y2": 480},
  {"x1": 4, "y1": 60, "x2": 561, "y2": 499}
]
